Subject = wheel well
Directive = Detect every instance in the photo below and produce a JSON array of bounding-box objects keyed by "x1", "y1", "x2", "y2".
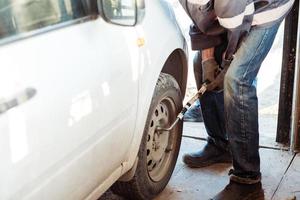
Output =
[{"x1": 161, "y1": 49, "x2": 188, "y2": 98}]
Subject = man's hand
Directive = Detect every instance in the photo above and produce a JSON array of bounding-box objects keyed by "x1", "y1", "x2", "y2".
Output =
[
  {"x1": 201, "y1": 48, "x2": 218, "y2": 84},
  {"x1": 202, "y1": 59, "x2": 219, "y2": 84},
  {"x1": 205, "y1": 59, "x2": 231, "y2": 91}
]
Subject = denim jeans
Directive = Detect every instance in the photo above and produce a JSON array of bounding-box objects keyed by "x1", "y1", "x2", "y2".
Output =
[
  {"x1": 224, "y1": 23, "x2": 281, "y2": 179},
  {"x1": 201, "y1": 90, "x2": 228, "y2": 150}
]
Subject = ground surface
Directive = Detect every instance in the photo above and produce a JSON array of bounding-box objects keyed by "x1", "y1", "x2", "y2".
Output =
[
  {"x1": 100, "y1": 126, "x2": 299, "y2": 200},
  {"x1": 155, "y1": 137, "x2": 298, "y2": 200}
]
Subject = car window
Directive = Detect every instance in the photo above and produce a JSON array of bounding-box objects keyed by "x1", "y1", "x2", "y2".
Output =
[{"x1": 0, "y1": 0, "x2": 96, "y2": 41}]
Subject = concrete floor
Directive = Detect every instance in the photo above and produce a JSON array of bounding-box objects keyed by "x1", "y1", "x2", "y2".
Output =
[
  {"x1": 101, "y1": 122, "x2": 299, "y2": 200},
  {"x1": 155, "y1": 137, "x2": 299, "y2": 200}
]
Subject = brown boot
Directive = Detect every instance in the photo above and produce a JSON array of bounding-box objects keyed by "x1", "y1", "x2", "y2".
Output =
[{"x1": 210, "y1": 181, "x2": 265, "y2": 200}]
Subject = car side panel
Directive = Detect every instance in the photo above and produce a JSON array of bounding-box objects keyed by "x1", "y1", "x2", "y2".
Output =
[{"x1": 0, "y1": 18, "x2": 138, "y2": 200}]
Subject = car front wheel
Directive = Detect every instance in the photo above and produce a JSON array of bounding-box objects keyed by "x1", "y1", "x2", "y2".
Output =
[{"x1": 112, "y1": 73, "x2": 183, "y2": 200}]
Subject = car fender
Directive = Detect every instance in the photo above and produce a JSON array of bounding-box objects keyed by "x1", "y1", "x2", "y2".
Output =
[{"x1": 120, "y1": 0, "x2": 188, "y2": 176}]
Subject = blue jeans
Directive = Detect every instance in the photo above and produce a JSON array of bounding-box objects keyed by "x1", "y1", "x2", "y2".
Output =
[
  {"x1": 200, "y1": 90, "x2": 228, "y2": 150},
  {"x1": 224, "y1": 23, "x2": 281, "y2": 179}
]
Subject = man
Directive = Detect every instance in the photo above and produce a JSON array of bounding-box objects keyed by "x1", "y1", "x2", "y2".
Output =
[
  {"x1": 184, "y1": 29, "x2": 230, "y2": 168},
  {"x1": 179, "y1": 0, "x2": 295, "y2": 199}
]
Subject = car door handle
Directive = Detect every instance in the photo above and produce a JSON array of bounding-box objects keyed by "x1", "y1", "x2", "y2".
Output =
[{"x1": 0, "y1": 87, "x2": 37, "y2": 115}]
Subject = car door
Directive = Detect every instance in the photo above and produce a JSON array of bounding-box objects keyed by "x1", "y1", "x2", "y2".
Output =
[{"x1": 0, "y1": 0, "x2": 139, "y2": 199}]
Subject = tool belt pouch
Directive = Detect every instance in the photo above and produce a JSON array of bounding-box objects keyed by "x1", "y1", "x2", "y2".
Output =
[{"x1": 190, "y1": 25, "x2": 223, "y2": 50}]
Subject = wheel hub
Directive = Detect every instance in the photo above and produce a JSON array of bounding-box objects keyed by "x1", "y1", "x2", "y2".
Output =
[
  {"x1": 151, "y1": 132, "x2": 167, "y2": 160},
  {"x1": 146, "y1": 98, "x2": 177, "y2": 182}
]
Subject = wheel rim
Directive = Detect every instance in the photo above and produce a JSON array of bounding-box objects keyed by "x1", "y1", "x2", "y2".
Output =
[{"x1": 146, "y1": 97, "x2": 177, "y2": 182}]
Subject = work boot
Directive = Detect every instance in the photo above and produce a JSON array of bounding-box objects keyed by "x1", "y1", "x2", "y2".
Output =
[
  {"x1": 183, "y1": 142, "x2": 232, "y2": 168},
  {"x1": 210, "y1": 181, "x2": 265, "y2": 200}
]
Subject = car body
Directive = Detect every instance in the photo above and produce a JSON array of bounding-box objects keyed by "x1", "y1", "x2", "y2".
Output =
[{"x1": 0, "y1": 0, "x2": 188, "y2": 199}]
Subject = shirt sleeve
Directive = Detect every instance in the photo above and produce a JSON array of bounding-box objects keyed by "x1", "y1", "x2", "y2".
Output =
[
  {"x1": 180, "y1": 0, "x2": 225, "y2": 36},
  {"x1": 214, "y1": 0, "x2": 254, "y2": 60}
]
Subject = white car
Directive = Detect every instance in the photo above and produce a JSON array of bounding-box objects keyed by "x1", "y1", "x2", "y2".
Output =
[{"x1": 0, "y1": 0, "x2": 188, "y2": 199}]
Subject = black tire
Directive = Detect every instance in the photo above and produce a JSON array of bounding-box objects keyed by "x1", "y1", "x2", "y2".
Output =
[{"x1": 111, "y1": 73, "x2": 183, "y2": 200}]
